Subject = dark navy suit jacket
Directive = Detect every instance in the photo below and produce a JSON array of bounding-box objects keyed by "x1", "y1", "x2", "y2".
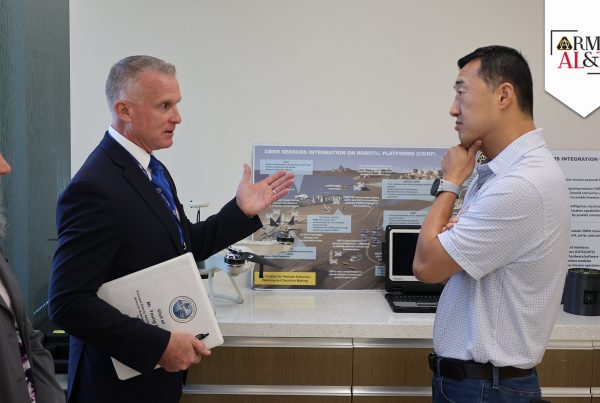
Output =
[{"x1": 48, "y1": 134, "x2": 261, "y2": 403}]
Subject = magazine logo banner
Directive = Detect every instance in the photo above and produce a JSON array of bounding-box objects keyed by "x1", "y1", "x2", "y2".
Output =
[{"x1": 545, "y1": 0, "x2": 600, "y2": 117}]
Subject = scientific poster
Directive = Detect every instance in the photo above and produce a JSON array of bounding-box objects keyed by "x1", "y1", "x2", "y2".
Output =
[{"x1": 251, "y1": 144, "x2": 457, "y2": 290}]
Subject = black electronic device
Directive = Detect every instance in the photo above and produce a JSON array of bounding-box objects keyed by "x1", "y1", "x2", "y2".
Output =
[
  {"x1": 224, "y1": 246, "x2": 282, "y2": 278},
  {"x1": 563, "y1": 268, "x2": 600, "y2": 316},
  {"x1": 38, "y1": 320, "x2": 70, "y2": 374},
  {"x1": 382, "y1": 225, "x2": 444, "y2": 313}
]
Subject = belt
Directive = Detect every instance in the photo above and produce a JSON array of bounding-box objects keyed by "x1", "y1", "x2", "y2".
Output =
[{"x1": 428, "y1": 353, "x2": 535, "y2": 381}]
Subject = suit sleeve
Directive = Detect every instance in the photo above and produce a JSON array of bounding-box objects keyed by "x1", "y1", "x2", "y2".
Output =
[
  {"x1": 48, "y1": 179, "x2": 170, "y2": 374},
  {"x1": 27, "y1": 321, "x2": 66, "y2": 403},
  {"x1": 186, "y1": 198, "x2": 263, "y2": 261},
  {"x1": 161, "y1": 164, "x2": 263, "y2": 260}
]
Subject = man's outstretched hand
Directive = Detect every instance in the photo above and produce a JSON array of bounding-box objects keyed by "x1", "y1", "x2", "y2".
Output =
[{"x1": 236, "y1": 164, "x2": 295, "y2": 217}]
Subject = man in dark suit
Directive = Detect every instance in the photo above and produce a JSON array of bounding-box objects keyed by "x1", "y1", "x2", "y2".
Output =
[
  {"x1": 48, "y1": 55, "x2": 294, "y2": 403},
  {"x1": 0, "y1": 152, "x2": 65, "y2": 403}
]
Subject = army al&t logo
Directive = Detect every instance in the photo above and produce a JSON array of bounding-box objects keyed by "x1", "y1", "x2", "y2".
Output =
[{"x1": 545, "y1": 0, "x2": 600, "y2": 117}]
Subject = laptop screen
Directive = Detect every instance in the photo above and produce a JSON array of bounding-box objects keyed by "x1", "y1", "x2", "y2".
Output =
[{"x1": 387, "y1": 227, "x2": 420, "y2": 282}]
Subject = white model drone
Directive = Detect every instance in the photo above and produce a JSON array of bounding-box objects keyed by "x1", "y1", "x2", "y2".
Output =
[
  {"x1": 200, "y1": 239, "x2": 293, "y2": 306},
  {"x1": 190, "y1": 201, "x2": 293, "y2": 306}
]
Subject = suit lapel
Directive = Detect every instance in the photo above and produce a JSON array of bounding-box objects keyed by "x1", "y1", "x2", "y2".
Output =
[
  {"x1": 0, "y1": 257, "x2": 11, "y2": 314},
  {"x1": 0, "y1": 250, "x2": 26, "y2": 332},
  {"x1": 98, "y1": 134, "x2": 186, "y2": 253}
]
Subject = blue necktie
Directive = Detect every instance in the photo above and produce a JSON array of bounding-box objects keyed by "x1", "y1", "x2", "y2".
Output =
[{"x1": 149, "y1": 155, "x2": 185, "y2": 248}]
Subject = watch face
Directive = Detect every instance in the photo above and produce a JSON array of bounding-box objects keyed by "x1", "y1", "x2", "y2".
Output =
[{"x1": 430, "y1": 178, "x2": 441, "y2": 196}]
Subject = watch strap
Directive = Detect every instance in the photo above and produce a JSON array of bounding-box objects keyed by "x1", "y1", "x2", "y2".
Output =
[{"x1": 436, "y1": 178, "x2": 460, "y2": 197}]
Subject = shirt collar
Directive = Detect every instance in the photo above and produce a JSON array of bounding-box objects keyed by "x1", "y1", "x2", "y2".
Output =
[
  {"x1": 479, "y1": 128, "x2": 546, "y2": 177},
  {"x1": 108, "y1": 126, "x2": 152, "y2": 172}
]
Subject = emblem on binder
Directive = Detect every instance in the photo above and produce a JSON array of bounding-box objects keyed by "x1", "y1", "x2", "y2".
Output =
[{"x1": 169, "y1": 296, "x2": 197, "y2": 322}]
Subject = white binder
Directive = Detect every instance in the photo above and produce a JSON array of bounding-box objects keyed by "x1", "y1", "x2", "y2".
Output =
[{"x1": 97, "y1": 252, "x2": 223, "y2": 380}]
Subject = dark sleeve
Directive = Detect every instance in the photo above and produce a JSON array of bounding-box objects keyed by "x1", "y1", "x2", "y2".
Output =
[
  {"x1": 27, "y1": 320, "x2": 66, "y2": 403},
  {"x1": 186, "y1": 198, "x2": 263, "y2": 261},
  {"x1": 161, "y1": 163, "x2": 263, "y2": 260},
  {"x1": 48, "y1": 179, "x2": 170, "y2": 374}
]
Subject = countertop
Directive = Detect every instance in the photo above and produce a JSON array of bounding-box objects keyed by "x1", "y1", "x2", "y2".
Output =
[{"x1": 206, "y1": 266, "x2": 600, "y2": 342}]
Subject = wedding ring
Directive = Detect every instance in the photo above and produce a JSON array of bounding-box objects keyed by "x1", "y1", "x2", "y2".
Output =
[{"x1": 272, "y1": 189, "x2": 277, "y2": 195}]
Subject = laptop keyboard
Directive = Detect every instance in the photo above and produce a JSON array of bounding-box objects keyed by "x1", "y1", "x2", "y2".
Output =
[
  {"x1": 385, "y1": 292, "x2": 439, "y2": 313},
  {"x1": 390, "y1": 293, "x2": 439, "y2": 303}
]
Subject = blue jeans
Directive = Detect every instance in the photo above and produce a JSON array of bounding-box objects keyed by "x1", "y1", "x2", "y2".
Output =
[{"x1": 432, "y1": 364, "x2": 542, "y2": 403}]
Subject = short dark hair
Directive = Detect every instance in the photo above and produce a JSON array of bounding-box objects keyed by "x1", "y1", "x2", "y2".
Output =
[{"x1": 458, "y1": 45, "x2": 533, "y2": 117}]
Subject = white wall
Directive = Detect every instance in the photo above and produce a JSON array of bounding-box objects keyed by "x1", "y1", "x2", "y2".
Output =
[{"x1": 70, "y1": 0, "x2": 600, "y2": 218}]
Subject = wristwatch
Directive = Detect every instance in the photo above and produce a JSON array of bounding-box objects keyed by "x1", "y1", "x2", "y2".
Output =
[{"x1": 430, "y1": 177, "x2": 461, "y2": 197}]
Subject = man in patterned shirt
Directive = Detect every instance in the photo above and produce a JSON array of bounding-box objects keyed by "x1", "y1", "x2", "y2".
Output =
[{"x1": 413, "y1": 45, "x2": 570, "y2": 402}]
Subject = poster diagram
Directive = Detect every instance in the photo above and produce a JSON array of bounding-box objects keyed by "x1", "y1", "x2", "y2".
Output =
[
  {"x1": 554, "y1": 150, "x2": 600, "y2": 270},
  {"x1": 251, "y1": 144, "x2": 453, "y2": 290}
]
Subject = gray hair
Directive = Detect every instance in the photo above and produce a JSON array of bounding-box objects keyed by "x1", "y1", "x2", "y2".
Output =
[
  {"x1": 105, "y1": 55, "x2": 177, "y2": 112},
  {"x1": 0, "y1": 180, "x2": 6, "y2": 239}
]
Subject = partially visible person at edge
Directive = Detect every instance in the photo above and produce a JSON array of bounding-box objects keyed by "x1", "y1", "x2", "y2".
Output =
[
  {"x1": 413, "y1": 45, "x2": 570, "y2": 403},
  {"x1": 48, "y1": 55, "x2": 294, "y2": 403},
  {"x1": 0, "y1": 151, "x2": 65, "y2": 403}
]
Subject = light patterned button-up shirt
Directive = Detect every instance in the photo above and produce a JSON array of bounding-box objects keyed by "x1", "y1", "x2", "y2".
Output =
[{"x1": 436, "y1": 129, "x2": 571, "y2": 368}]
